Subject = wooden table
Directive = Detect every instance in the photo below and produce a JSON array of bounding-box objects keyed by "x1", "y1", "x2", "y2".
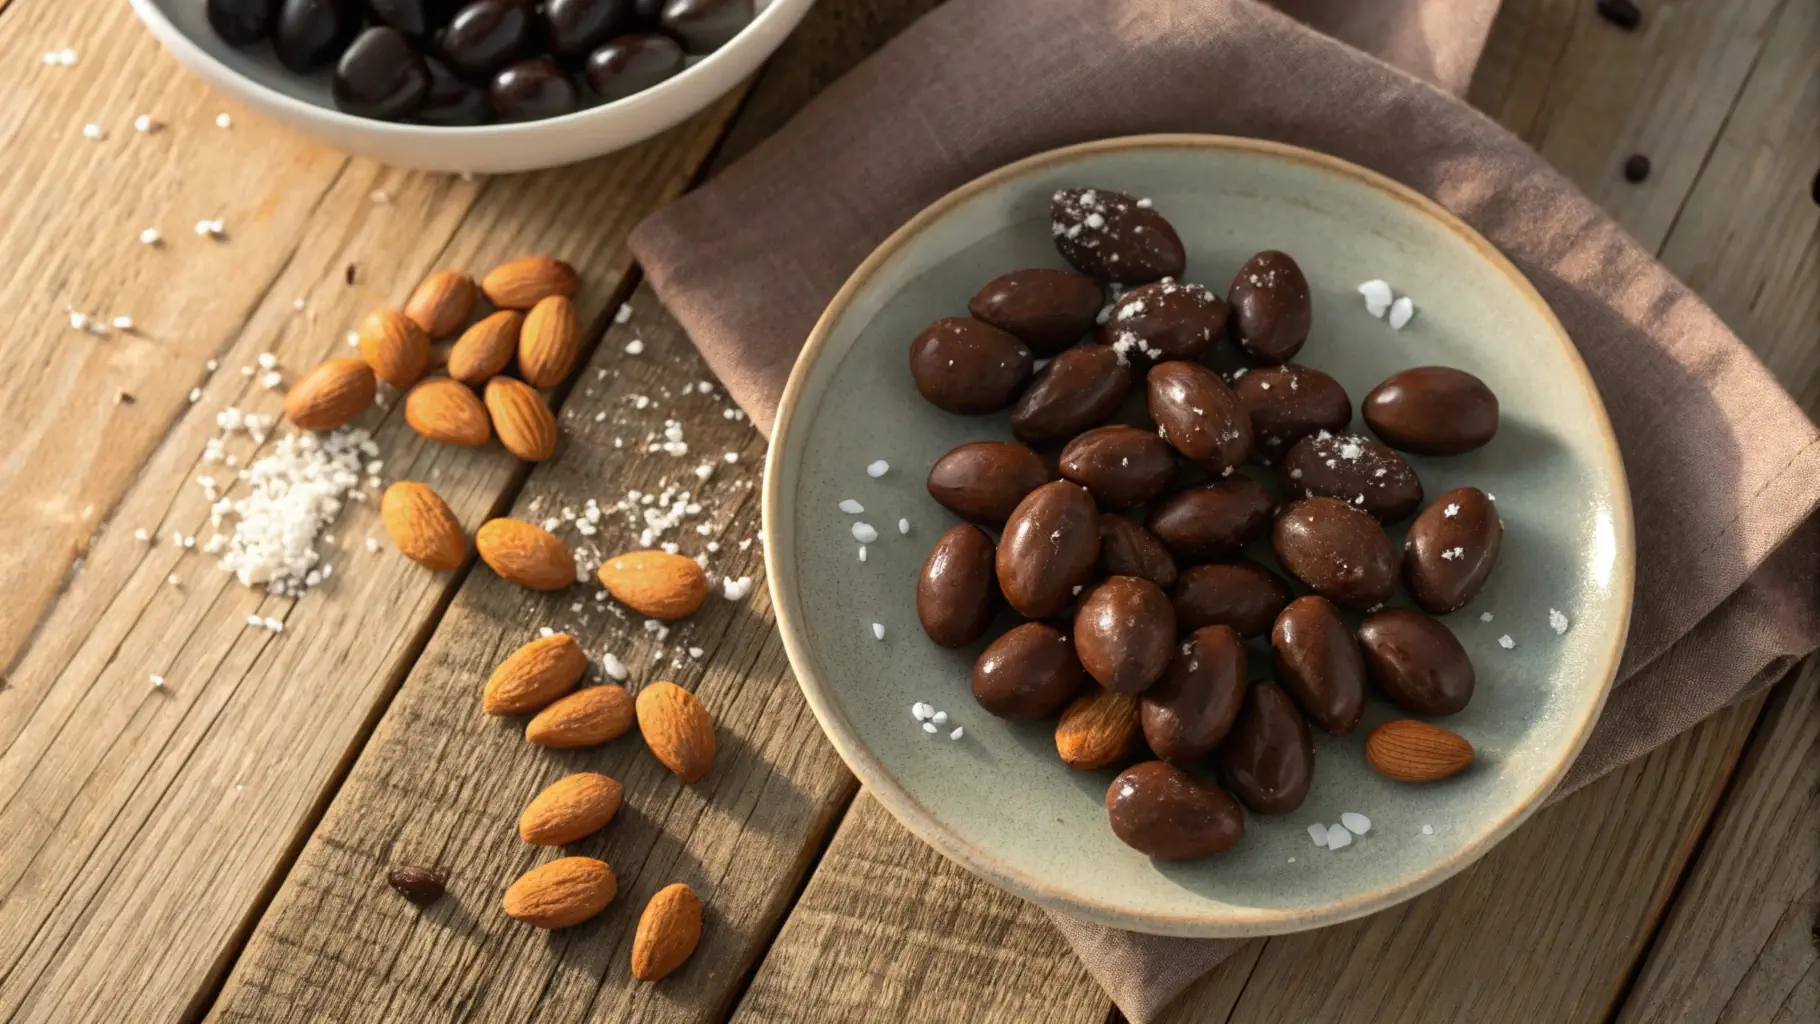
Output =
[{"x1": 2, "y1": 0, "x2": 1815, "y2": 1020}]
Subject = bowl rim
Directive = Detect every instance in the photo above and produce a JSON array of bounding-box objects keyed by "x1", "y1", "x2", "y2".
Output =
[
  {"x1": 762, "y1": 133, "x2": 1636, "y2": 937},
  {"x1": 128, "y1": 0, "x2": 807, "y2": 137}
]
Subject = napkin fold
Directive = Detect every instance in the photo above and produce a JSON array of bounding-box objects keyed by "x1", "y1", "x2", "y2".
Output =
[{"x1": 630, "y1": 0, "x2": 1820, "y2": 1018}]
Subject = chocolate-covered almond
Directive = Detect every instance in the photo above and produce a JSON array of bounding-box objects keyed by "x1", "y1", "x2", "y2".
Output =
[
  {"x1": 997, "y1": 481, "x2": 1101, "y2": 618},
  {"x1": 1170, "y1": 561, "x2": 1291, "y2": 638},
  {"x1": 1140, "y1": 626, "x2": 1246, "y2": 762},
  {"x1": 1404, "y1": 487, "x2": 1502, "y2": 613},
  {"x1": 968, "y1": 268, "x2": 1103, "y2": 355},
  {"x1": 1356, "y1": 608, "x2": 1475, "y2": 715},
  {"x1": 1227, "y1": 251, "x2": 1311, "y2": 364},
  {"x1": 1147, "y1": 361, "x2": 1252, "y2": 470},
  {"x1": 908, "y1": 317, "x2": 1033, "y2": 414},
  {"x1": 1074, "y1": 577, "x2": 1176, "y2": 694},
  {"x1": 1271, "y1": 596, "x2": 1366, "y2": 735},
  {"x1": 1059, "y1": 425, "x2": 1177, "y2": 509},
  {"x1": 1146, "y1": 476, "x2": 1274, "y2": 561},
  {"x1": 1106, "y1": 761, "x2": 1244, "y2": 860},
  {"x1": 1363, "y1": 366, "x2": 1499, "y2": 455},
  {"x1": 972, "y1": 623, "x2": 1083, "y2": 720},
  {"x1": 1271, "y1": 497, "x2": 1396, "y2": 609},
  {"x1": 1098, "y1": 279, "x2": 1228, "y2": 362},
  {"x1": 927, "y1": 441, "x2": 1050, "y2": 527},
  {"x1": 1097, "y1": 515, "x2": 1178, "y2": 590},
  {"x1": 1232, "y1": 364, "x2": 1351, "y2": 462},
  {"x1": 916, "y1": 524, "x2": 997, "y2": 648},
  {"x1": 1009, "y1": 344, "x2": 1131, "y2": 443},
  {"x1": 1051, "y1": 187, "x2": 1185, "y2": 285},
  {"x1": 1218, "y1": 681, "x2": 1314, "y2": 815},
  {"x1": 1283, "y1": 430, "x2": 1424, "y2": 523}
]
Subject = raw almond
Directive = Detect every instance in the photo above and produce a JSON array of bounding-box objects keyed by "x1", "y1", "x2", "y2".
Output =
[
  {"x1": 597, "y1": 551, "x2": 709, "y2": 620},
  {"x1": 503, "y1": 856, "x2": 616, "y2": 929},
  {"x1": 476, "y1": 518, "x2": 576, "y2": 591},
  {"x1": 484, "y1": 633, "x2": 588, "y2": 715},
  {"x1": 631, "y1": 883, "x2": 703, "y2": 982},
  {"x1": 1365, "y1": 719, "x2": 1475, "y2": 782},
  {"x1": 284, "y1": 357, "x2": 375, "y2": 431},
  {"x1": 482, "y1": 255, "x2": 579, "y2": 310},
  {"x1": 448, "y1": 309, "x2": 523, "y2": 384},
  {"x1": 405, "y1": 269, "x2": 478, "y2": 340},
  {"x1": 380, "y1": 482, "x2": 467, "y2": 571},
  {"x1": 357, "y1": 308, "x2": 431, "y2": 388},
  {"x1": 485, "y1": 376, "x2": 558, "y2": 461},
  {"x1": 518, "y1": 294, "x2": 581, "y2": 389},
  {"x1": 518, "y1": 772, "x2": 623, "y2": 846},
  {"x1": 405, "y1": 378, "x2": 491, "y2": 446},
  {"x1": 635, "y1": 682, "x2": 716, "y2": 783},
  {"x1": 1055, "y1": 689, "x2": 1139, "y2": 770},
  {"x1": 526, "y1": 686, "x2": 635, "y2": 748}
]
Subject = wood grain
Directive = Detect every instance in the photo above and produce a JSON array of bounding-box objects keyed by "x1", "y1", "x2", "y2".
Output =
[
  {"x1": 732, "y1": 791, "x2": 1108, "y2": 1024},
  {"x1": 1619, "y1": 662, "x2": 1819, "y2": 1024}
]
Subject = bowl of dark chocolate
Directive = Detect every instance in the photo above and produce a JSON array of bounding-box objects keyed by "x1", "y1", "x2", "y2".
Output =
[
  {"x1": 764, "y1": 135, "x2": 1633, "y2": 937},
  {"x1": 129, "y1": 0, "x2": 816, "y2": 171}
]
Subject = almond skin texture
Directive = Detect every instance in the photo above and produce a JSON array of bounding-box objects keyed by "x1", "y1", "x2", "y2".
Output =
[
  {"x1": 476, "y1": 518, "x2": 575, "y2": 590},
  {"x1": 486, "y1": 377, "x2": 559, "y2": 461},
  {"x1": 518, "y1": 294, "x2": 582, "y2": 389},
  {"x1": 503, "y1": 856, "x2": 616, "y2": 929},
  {"x1": 632, "y1": 883, "x2": 703, "y2": 981},
  {"x1": 405, "y1": 378, "x2": 491, "y2": 446},
  {"x1": 518, "y1": 772, "x2": 624, "y2": 846},
  {"x1": 381, "y1": 482, "x2": 467, "y2": 571},
  {"x1": 526, "y1": 686, "x2": 635, "y2": 748},
  {"x1": 1055, "y1": 689, "x2": 1140, "y2": 770},
  {"x1": 1365, "y1": 719, "x2": 1475, "y2": 782},
  {"x1": 484, "y1": 633, "x2": 588, "y2": 715},
  {"x1": 357, "y1": 308, "x2": 432, "y2": 388},
  {"x1": 483, "y1": 255, "x2": 579, "y2": 310},
  {"x1": 448, "y1": 310, "x2": 523, "y2": 384},
  {"x1": 405, "y1": 270, "x2": 478, "y2": 340},
  {"x1": 284, "y1": 357, "x2": 375, "y2": 431},
  {"x1": 636, "y1": 682, "x2": 716, "y2": 782},
  {"x1": 597, "y1": 551, "x2": 709, "y2": 620}
]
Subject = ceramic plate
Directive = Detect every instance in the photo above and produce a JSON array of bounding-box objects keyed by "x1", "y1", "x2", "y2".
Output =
[{"x1": 763, "y1": 136, "x2": 1633, "y2": 937}]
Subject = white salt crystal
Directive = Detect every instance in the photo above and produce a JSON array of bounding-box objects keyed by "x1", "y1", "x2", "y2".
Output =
[
  {"x1": 1308, "y1": 824, "x2": 1329, "y2": 848},
  {"x1": 1549, "y1": 609, "x2": 1570, "y2": 635},
  {"x1": 931, "y1": 711, "x2": 948, "y2": 725},
  {"x1": 1421, "y1": 824, "x2": 1434, "y2": 835},
  {"x1": 721, "y1": 575, "x2": 753, "y2": 600},
  {"x1": 614, "y1": 303, "x2": 633, "y2": 324},
  {"x1": 871, "y1": 622, "x2": 885, "y2": 640},
  {"x1": 625, "y1": 339, "x2": 645, "y2": 355},
  {"x1": 922, "y1": 722, "x2": 938, "y2": 734},
  {"x1": 949, "y1": 727, "x2": 964, "y2": 741},
  {"x1": 857, "y1": 545, "x2": 867, "y2": 562},
  {"x1": 216, "y1": 112, "x2": 233, "y2": 128},
  {"x1": 1498, "y1": 634, "x2": 1516, "y2": 650},
  {"x1": 898, "y1": 518, "x2": 910, "y2": 535},
  {"x1": 851, "y1": 522, "x2": 878, "y2": 543},
  {"x1": 1388, "y1": 296, "x2": 1415, "y2": 329},
  {"x1": 1340, "y1": 812, "x2": 1371, "y2": 835},
  {"x1": 1326, "y1": 824, "x2": 1353, "y2": 850},
  {"x1": 1480, "y1": 612, "x2": 1494, "y2": 622},
  {"x1": 838, "y1": 499, "x2": 864, "y2": 514},
  {"x1": 1357, "y1": 279, "x2": 1393, "y2": 318},
  {"x1": 600, "y1": 652, "x2": 629, "y2": 681},
  {"x1": 866, "y1": 460, "x2": 890, "y2": 478}
]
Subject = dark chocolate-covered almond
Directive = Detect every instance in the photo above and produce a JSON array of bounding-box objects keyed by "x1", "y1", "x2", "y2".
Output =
[
  {"x1": 1140, "y1": 626, "x2": 1246, "y2": 762},
  {"x1": 1232, "y1": 364, "x2": 1351, "y2": 462},
  {"x1": 996, "y1": 481, "x2": 1101, "y2": 618},
  {"x1": 1271, "y1": 596, "x2": 1366, "y2": 735},
  {"x1": 1218, "y1": 681, "x2": 1314, "y2": 815},
  {"x1": 1059, "y1": 425, "x2": 1177, "y2": 509},
  {"x1": 968, "y1": 269, "x2": 1103, "y2": 355},
  {"x1": 1270, "y1": 497, "x2": 1396, "y2": 609},
  {"x1": 1283, "y1": 431, "x2": 1424, "y2": 523},
  {"x1": 927, "y1": 441, "x2": 1050, "y2": 527},
  {"x1": 1097, "y1": 515, "x2": 1178, "y2": 590},
  {"x1": 1146, "y1": 361, "x2": 1252, "y2": 470},
  {"x1": 1051, "y1": 187, "x2": 1185, "y2": 285},
  {"x1": 1363, "y1": 366, "x2": 1499, "y2": 455},
  {"x1": 1009, "y1": 344, "x2": 1130, "y2": 443},
  {"x1": 1404, "y1": 487, "x2": 1502, "y2": 613},
  {"x1": 972, "y1": 622, "x2": 1083, "y2": 720},
  {"x1": 916, "y1": 524, "x2": 997, "y2": 648},
  {"x1": 1107, "y1": 761, "x2": 1244, "y2": 860},
  {"x1": 1098, "y1": 279, "x2": 1228, "y2": 362},
  {"x1": 1170, "y1": 561, "x2": 1292, "y2": 639},
  {"x1": 1074, "y1": 577, "x2": 1176, "y2": 694},
  {"x1": 1146, "y1": 476, "x2": 1274, "y2": 561},
  {"x1": 908, "y1": 317, "x2": 1033, "y2": 415},
  {"x1": 1227, "y1": 251, "x2": 1311, "y2": 364},
  {"x1": 1357, "y1": 608, "x2": 1475, "y2": 715}
]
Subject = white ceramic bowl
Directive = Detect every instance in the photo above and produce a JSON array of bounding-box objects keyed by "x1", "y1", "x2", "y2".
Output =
[{"x1": 130, "y1": 0, "x2": 815, "y2": 173}]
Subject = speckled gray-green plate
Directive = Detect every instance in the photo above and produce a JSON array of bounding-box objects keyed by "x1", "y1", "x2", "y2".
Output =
[{"x1": 763, "y1": 136, "x2": 1634, "y2": 937}]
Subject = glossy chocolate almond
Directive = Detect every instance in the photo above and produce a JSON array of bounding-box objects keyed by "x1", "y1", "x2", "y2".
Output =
[
  {"x1": 1357, "y1": 608, "x2": 1475, "y2": 716},
  {"x1": 972, "y1": 623, "x2": 1084, "y2": 720},
  {"x1": 1051, "y1": 187, "x2": 1185, "y2": 285},
  {"x1": 926, "y1": 441, "x2": 1051, "y2": 527},
  {"x1": 1270, "y1": 497, "x2": 1396, "y2": 610},
  {"x1": 1282, "y1": 430, "x2": 1424, "y2": 523},
  {"x1": 1074, "y1": 576, "x2": 1176, "y2": 694},
  {"x1": 968, "y1": 268, "x2": 1103, "y2": 355},
  {"x1": 1404, "y1": 487, "x2": 1502, "y2": 613},
  {"x1": 1218, "y1": 681, "x2": 1314, "y2": 815},
  {"x1": 1363, "y1": 366, "x2": 1499, "y2": 455},
  {"x1": 1233, "y1": 364, "x2": 1351, "y2": 463},
  {"x1": 1106, "y1": 761, "x2": 1244, "y2": 860},
  {"x1": 916, "y1": 524, "x2": 997, "y2": 648},
  {"x1": 1227, "y1": 251, "x2": 1311, "y2": 364},
  {"x1": 1170, "y1": 561, "x2": 1291, "y2": 639},
  {"x1": 1140, "y1": 626, "x2": 1246, "y2": 762},
  {"x1": 1146, "y1": 476, "x2": 1274, "y2": 562},
  {"x1": 1097, "y1": 515, "x2": 1178, "y2": 590},
  {"x1": 1147, "y1": 361, "x2": 1252, "y2": 471},
  {"x1": 909, "y1": 317, "x2": 1033, "y2": 415},
  {"x1": 996, "y1": 481, "x2": 1101, "y2": 618},
  {"x1": 1271, "y1": 596, "x2": 1366, "y2": 735},
  {"x1": 1059, "y1": 425, "x2": 1177, "y2": 510},
  {"x1": 1097, "y1": 279, "x2": 1228, "y2": 362},
  {"x1": 1010, "y1": 344, "x2": 1130, "y2": 443}
]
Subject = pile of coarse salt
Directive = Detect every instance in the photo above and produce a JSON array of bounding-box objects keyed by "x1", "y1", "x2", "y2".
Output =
[
  {"x1": 214, "y1": 427, "x2": 376, "y2": 595},
  {"x1": 1307, "y1": 811, "x2": 1372, "y2": 852}
]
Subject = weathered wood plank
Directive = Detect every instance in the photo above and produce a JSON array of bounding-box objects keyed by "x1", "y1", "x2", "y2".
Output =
[{"x1": 732, "y1": 791, "x2": 1108, "y2": 1024}]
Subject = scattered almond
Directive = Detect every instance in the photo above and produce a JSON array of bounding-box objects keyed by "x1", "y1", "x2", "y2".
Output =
[
  {"x1": 448, "y1": 309, "x2": 523, "y2": 384},
  {"x1": 1365, "y1": 719, "x2": 1475, "y2": 782},
  {"x1": 476, "y1": 518, "x2": 576, "y2": 590},
  {"x1": 518, "y1": 294, "x2": 581, "y2": 389},
  {"x1": 597, "y1": 551, "x2": 709, "y2": 620},
  {"x1": 1055, "y1": 690, "x2": 1139, "y2": 770},
  {"x1": 483, "y1": 633, "x2": 588, "y2": 715},
  {"x1": 405, "y1": 378, "x2": 491, "y2": 446},
  {"x1": 635, "y1": 682, "x2": 716, "y2": 783},
  {"x1": 482, "y1": 255, "x2": 578, "y2": 310},
  {"x1": 518, "y1": 772, "x2": 623, "y2": 846},
  {"x1": 526, "y1": 686, "x2": 635, "y2": 748},
  {"x1": 502, "y1": 856, "x2": 616, "y2": 929},
  {"x1": 631, "y1": 883, "x2": 703, "y2": 982},
  {"x1": 485, "y1": 377, "x2": 558, "y2": 461},
  {"x1": 357, "y1": 308, "x2": 431, "y2": 388},
  {"x1": 283, "y1": 357, "x2": 375, "y2": 431},
  {"x1": 380, "y1": 482, "x2": 467, "y2": 571},
  {"x1": 405, "y1": 270, "x2": 478, "y2": 340}
]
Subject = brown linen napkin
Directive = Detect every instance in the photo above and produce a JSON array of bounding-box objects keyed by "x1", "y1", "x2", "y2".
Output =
[{"x1": 629, "y1": 0, "x2": 1820, "y2": 1018}]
